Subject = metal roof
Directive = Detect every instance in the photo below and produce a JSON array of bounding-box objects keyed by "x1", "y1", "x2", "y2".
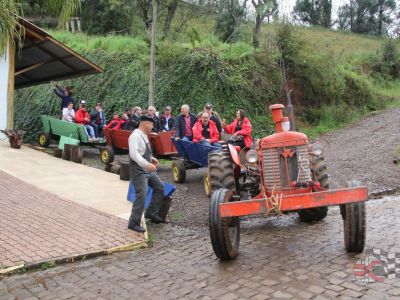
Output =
[{"x1": 15, "y1": 19, "x2": 103, "y2": 89}]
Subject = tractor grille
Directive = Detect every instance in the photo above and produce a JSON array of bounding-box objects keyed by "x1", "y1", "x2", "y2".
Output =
[{"x1": 263, "y1": 145, "x2": 309, "y2": 190}]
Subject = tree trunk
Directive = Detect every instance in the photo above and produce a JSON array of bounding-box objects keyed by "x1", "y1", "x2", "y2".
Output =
[
  {"x1": 148, "y1": 0, "x2": 158, "y2": 107},
  {"x1": 253, "y1": 16, "x2": 262, "y2": 48},
  {"x1": 378, "y1": 0, "x2": 384, "y2": 36},
  {"x1": 163, "y1": 0, "x2": 178, "y2": 39}
]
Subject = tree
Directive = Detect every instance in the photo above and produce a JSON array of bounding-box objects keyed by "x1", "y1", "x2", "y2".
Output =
[
  {"x1": 292, "y1": 0, "x2": 332, "y2": 28},
  {"x1": 1, "y1": 0, "x2": 80, "y2": 56},
  {"x1": 251, "y1": 0, "x2": 278, "y2": 48},
  {"x1": 215, "y1": 0, "x2": 249, "y2": 43},
  {"x1": 162, "y1": 0, "x2": 179, "y2": 38},
  {"x1": 337, "y1": 0, "x2": 396, "y2": 36}
]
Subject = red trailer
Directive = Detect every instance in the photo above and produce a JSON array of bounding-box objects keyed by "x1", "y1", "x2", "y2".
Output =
[{"x1": 100, "y1": 128, "x2": 177, "y2": 164}]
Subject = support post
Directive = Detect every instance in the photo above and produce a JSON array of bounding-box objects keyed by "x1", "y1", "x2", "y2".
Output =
[{"x1": 148, "y1": 0, "x2": 158, "y2": 107}]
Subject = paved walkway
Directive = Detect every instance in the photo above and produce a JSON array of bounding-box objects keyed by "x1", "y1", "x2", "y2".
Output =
[
  {"x1": 1, "y1": 196, "x2": 400, "y2": 299},
  {"x1": 0, "y1": 141, "x2": 132, "y2": 219},
  {"x1": 0, "y1": 170, "x2": 145, "y2": 272}
]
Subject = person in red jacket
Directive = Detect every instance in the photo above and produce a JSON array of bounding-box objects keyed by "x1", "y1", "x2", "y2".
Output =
[
  {"x1": 222, "y1": 109, "x2": 252, "y2": 149},
  {"x1": 75, "y1": 104, "x2": 96, "y2": 142},
  {"x1": 105, "y1": 113, "x2": 122, "y2": 130},
  {"x1": 192, "y1": 112, "x2": 221, "y2": 148}
]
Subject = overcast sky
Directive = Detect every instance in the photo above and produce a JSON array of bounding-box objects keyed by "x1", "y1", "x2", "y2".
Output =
[{"x1": 278, "y1": 0, "x2": 347, "y2": 19}]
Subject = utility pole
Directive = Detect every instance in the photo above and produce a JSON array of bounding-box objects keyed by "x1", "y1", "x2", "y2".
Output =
[{"x1": 148, "y1": 0, "x2": 158, "y2": 107}]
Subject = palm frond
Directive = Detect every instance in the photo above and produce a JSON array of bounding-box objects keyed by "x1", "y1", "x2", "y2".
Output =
[
  {"x1": 0, "y1": 0, "x2": 24, "y2": 56},
  {"x1": 44, "y1": 0, "x2": 81, "y2": 29}
]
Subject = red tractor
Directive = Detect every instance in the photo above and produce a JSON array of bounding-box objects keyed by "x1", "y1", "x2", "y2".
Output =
[{"x1": 208, "y1": 104, "x2": 367, "y2": 260}]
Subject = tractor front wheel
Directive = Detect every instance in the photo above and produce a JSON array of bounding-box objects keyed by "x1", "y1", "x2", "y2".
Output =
[
  {"x1": 38, "y1": 132, "x2": 51, "y2": 148},
  {"x1": 172, "y1": 160, "x2": 186, "y2": 183},
  {"x1": 342, "y1": 180, "x2": 366, "y2": 253},
  {"x1": 100, "y1": 146, "x2": 115, "y2": 164},
  {"x1": 298, "y1": 155, "x2": 329, "y2": 222},
  {"x1": 209, "y1": 188, "x2": 240, "y2": 260}
]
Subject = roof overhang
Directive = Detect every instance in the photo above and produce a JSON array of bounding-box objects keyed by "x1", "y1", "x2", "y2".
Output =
[{"x1": 15, "y1": 18, "x2": 103, "y2": 89}]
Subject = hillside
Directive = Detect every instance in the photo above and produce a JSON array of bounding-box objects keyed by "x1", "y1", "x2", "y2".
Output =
[{"x1": 14, "y1": 24, "x2": 400, "y2": 142}]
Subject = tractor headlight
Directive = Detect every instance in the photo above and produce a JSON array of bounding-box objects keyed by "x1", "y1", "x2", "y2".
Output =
[
  {"x1": 245, "y1": 150, "x2": 258, "y2": 163},
  {"x1": 310, "y1": 143, "x2": 323, "y2": 156}
]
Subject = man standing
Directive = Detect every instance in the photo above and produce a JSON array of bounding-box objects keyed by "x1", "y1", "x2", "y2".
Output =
[
  {"x1": 128, "y1": 115, "x2": 165, "y2": 233},
  {"x1": 193, "y1": 113, "x2": 221, "y2": 148},
  {"x1": 147, "y1": 106, "x2": 161, "y2": 133},
  {"x1": 51, "y1": 81, "x2": 75, "y2": 116},
  {"x1": 160, "y1": 106, "x2": 175, "y2": 131},
  {"x1": 175, "y1": 104, "x2": 196, "y2": 141}
]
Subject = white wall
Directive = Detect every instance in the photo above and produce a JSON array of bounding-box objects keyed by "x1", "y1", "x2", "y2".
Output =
[{"x1": 0, "y1": 43, "x2": 10, "y2": 139}]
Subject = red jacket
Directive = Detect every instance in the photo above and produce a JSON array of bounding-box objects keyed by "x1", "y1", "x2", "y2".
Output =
[
  {"x1": 224, "y1": 117, "x2": 252, "y2": 147},
  {"x1": 105, "y1": 118, "x2": 125, "y2": 130},
  {"x1": 193, "y1": 119, "x2": 219, "y2": 143},
  {"x1": 75, "y1": 109, "x2": 90, "y2": 125}
]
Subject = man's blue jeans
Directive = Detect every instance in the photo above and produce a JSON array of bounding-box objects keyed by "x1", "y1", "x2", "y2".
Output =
[
  {"x1": 84, "y1": 125, "x2": 95, "y2": 138},
  {"x1": 182, "y1": 136, "x2": 192, "y2": 141},
  {"x1": 199, "y1": 139, "x2": 221, "y2": 148}
]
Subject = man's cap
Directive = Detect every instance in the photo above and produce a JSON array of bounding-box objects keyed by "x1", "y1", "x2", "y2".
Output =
[
  {"x1": 68, "y1": 101, "x2": 74, "y2": 105},
  {"x1": 80, "y1": 99, "x2": 86, "y2": 104},
  {"x1": 164, "y1": 106, "x2": 172, "y2": 110},
  {"x1": 140, "y1": 115, "x2": 155, "y2": 123},
  {"x1": 204, "y1": 103, "x2": 213, "y2": 109}
]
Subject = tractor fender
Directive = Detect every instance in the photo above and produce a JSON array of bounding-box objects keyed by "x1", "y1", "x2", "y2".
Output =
[{"x1": 228, "y1": 144, "x2": 241, "y2": 167}]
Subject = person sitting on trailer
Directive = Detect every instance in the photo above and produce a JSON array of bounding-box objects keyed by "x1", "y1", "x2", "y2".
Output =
[
  {"x1": 105, "y1": 113, "x2": 121, "y2": 130},
  {"x1": 174, "y1": 104, "x2": 196, "y2": 141},
  {"x1": 147, "y1": 106, "x2": 161, "y2": 133},
  {"x1": 222, "y1": 109, "x2": 252, "y2": 149},
  {"x1": 121, "y1": 109, "x2": 132, "y2": 131},
  {"x1": 161, "y1": 106, "x2": 175, "y2": 132},
  {"x1": 192, "y1": 113, "x2": 221, "y2": 148},
  {"x1": 51, "y1": 81, "x2": 75, "y2": 117},
  {"x1": 129, "y1": 107, "x2": 142, "y2": 130},
  {"x1": 62, "y1": 102, "x2": 75, "y2": 123},
  {"x1": 75, "y1": 104, "x2": 97, "y2": 142},
  {"x1": 197, "y1": 103, "x2": 222, "y2": 134},
  {"x1": 90, "y1": 102, "x2": 105, "y2": 138}
]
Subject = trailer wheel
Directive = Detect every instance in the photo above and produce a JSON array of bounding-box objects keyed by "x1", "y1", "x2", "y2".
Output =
[
  {"x1": 38, "y1": 132, "x2": 51, "y2": 147},
  {"x1": 209, "y1": 188, "x2": 240, "y2": 260},
  {"x1": 342, "y1": 180, "x2": 366, "y2": 253},
  {"x1": 208, "y1": 151, "x2": 235, "y2": 195},
  {"x1": 298, "y1": 156, "x2": 329, "y2": 222},
  {"x1": 204, "y1": 174, "x2": 211, "y2": 197},
  {"x1": 100, "y1": 146, "x2": 114, "y2": 164},
  {"x1": 172, "y1": 160, "x2": 186, "y2": 183}
]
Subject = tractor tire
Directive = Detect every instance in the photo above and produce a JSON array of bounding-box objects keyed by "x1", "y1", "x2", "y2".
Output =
[
  {"x1": 208, "y1": 151, "x2": 235, "y2": 196},
  {"x1": 38, "y1": 132, "x2": 51, "y2": 148},
  {"x1": 298, "y1": 155, "x2": 329, "y2": 222},
  {"x1": 342, "y1": 180, "x2": 366, "y2": 253},
  {"x1": 209, "y1": 188, "x2": 240, "y2": 260},
  {"x1": 204, "y1": 174, "x2": 211, "y2": 197},
  {"x1": 100, "y1": 146, "x2": 114, "y2": 164},
  {"x1": 172, "y1": 160, "x2": 186, "y2": 183}
]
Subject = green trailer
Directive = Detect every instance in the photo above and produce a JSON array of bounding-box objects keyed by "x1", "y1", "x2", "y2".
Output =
[{"x1": 38, "y1": 115, "x2": 103, "y2": 147}]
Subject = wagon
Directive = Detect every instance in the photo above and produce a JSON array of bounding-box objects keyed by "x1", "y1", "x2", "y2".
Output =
[
  {"x1": 38, "y1": 115, "x2": 105, "y2": 147},
  {"x1": 170, "y1": 138, "x2": 220, "y2": 196},
  {"x1": 100, "y1": 129, "x2": 178, "y2": 164}
]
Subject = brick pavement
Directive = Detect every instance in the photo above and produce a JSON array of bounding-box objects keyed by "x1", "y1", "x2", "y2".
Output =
[
  {"x1": 0, "y1": 170, "x2": 145, "y2": 271},
  {"x1": 1, "y1": 196, "x2": 399, "y2": 299}
]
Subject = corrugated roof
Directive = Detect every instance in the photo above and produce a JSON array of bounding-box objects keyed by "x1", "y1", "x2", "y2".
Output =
[{"x1": 15, "y1": 18, "x2": 103, "y2": 89}]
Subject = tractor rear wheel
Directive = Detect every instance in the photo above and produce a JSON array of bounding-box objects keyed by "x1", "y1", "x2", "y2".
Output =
[
  {"x1": 100, "y1": 146, "x2": 114, "y2": 164},
  {"x1": 208, "y1": 151, "x2": 235, "y2": 196},
  {"x1": 298, "y1": 155, "x2": 329, "y2": 222},
  {"x1": 172, "y1": 160, "x2": 186, "y2": 183},
  {"x1": 38, "y1": 132, "x2": 51, "y2": 148},
  {"x1": 342, "y1": 180, "x2": 366, "y2": 253},
  {"x1": 209, "y1": 188, "x2": 240, "y2": 260}
]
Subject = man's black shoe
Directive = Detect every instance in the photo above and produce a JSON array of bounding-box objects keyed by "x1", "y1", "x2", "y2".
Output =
[
  {"x1": 147, "y1": 215, "x2": 167, "y2": 224},
  {"x1": 128, "y1": 224, "x2": 146, "y2": 233}
]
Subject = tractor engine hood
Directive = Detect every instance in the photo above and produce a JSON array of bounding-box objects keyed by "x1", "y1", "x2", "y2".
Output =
[{"x1": 257, "y1": 131, "x2": 308, "y2": 149}]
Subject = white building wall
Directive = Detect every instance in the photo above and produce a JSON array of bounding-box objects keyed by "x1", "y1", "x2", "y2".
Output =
[{"x1": 0, "y1": 43, "x2": 10, "y2": 139}]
